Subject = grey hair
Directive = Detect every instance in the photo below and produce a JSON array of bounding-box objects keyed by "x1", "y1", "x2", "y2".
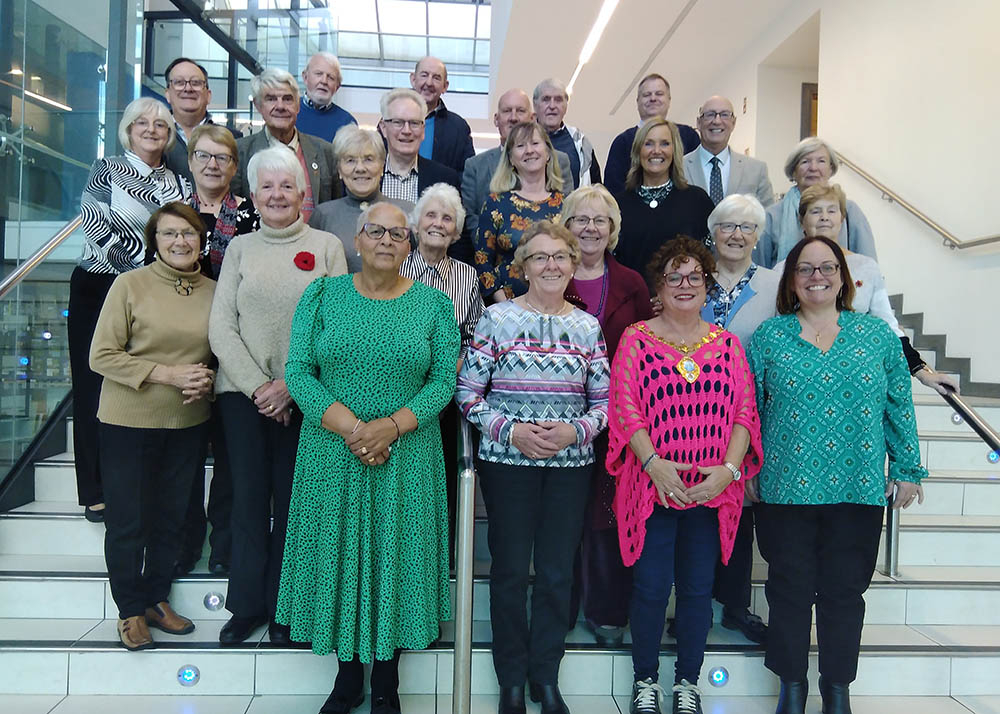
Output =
[
  {"x1": 379, "y1": 87, "x2": 427, "y2": 118},
  {"x1": 247, "y1": 145, "x2": 306, "y2": 194},
  {"x1": 332, "y1": 125, "x2": 386, "y2": 166},
  {"x1": 532, "y1": 78, "x2": 568, "y2": 103},
  {"x1": 118, "y1": 97, "x2": 176, "y2": 153},
  {"x1": 783, "y1": 136, "x2": 840, "y2": 181},
  {"x1": 412, "y1": 183, "x2": 466, "y2": 236},
  {"x1": 356, "y1": 201, "x2": 409, "y2": 236},
  {"x1": 708, "y1": 193, "x2": 766, "y2": 233},
  {"x1": 305, "y1": 51, "x2": 342, "y2": 83},
  {"x1": 250, "y1": 68, "x2": 300, "y2": 104}
]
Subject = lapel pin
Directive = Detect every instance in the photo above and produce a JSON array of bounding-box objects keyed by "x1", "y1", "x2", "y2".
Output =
[{"x1": 311, "y1": 162, "x2": 318, "y2": 170}]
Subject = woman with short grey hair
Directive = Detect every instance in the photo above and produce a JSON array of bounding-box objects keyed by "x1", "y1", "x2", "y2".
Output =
[{"x1": 310, "y1": 125, "x2": 412, "y2": 272}]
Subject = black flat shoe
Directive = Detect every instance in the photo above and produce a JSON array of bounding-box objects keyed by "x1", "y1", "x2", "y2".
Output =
[
  {"x1": 370, "y1": 694, "x2": 402, "y2": 714},
  {"x1": 721, "y1": 607, "x2": 767, "y2": 644},
  {"x1": 583, "y1": 620, "x2": 625, "y2": 647},
  {"x1": 498, "y1": 685, "x2": 526, "y2": 714},
  {"x1": 219, "y1": 614, "x2": 266, "y2": 644},
  {"x1": 319, "y1": 689, "x2": 364, "y2": 714},
  {"x1": 208, "y1": 560, "x2": 230, "y2": 575},
  {"x1": 819, "y1": 678, "x2": 852, "y2": 714},
  {"x1": 84, "y1": 506, "x2": 105, "y2": 523},
  {"x1": 268, "y1": 620, "x2": 291, "y2": 645},
  {"x1": 775, "y1": 679, "x2": 808, "y2": 714},
  {"x1": 529, "y1": 683, "x2": 570, "y2": 714}
]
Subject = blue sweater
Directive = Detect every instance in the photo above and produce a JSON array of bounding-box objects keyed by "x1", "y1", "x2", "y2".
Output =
[{"x1": 296, "y1": 99, "x2": 357, "y2": 143}]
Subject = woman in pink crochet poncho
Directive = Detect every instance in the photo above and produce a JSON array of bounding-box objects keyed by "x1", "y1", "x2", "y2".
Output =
[{"x1": 607, "y1": 237, "x2": 762, "y2": 714}]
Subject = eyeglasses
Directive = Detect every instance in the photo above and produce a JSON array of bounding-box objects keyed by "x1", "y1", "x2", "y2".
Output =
[
  {"x1": 383, "y1": 118, "x2": 425, "y2": 131},
  {"x1": 342, "y1": 155, "x2": 379, "y2": 167},
  {"x1": 567, "y1": 215, "x2": 612, "y2": 230},
  {"x1": 525, "y1": 251, "x2": 572, "y2": 267},
  {"x1": 795, "y1": 262, "x2": 840, "y2": 278},
  {"x1": 132, "y1": 118, "x2": 169, "y2": 131},
  {"x1": 662, "y1": 271, "x2": 706, "y2": 287},
  {"x1": 716, "y1": 222, "x2": 758, "y2": 235},
  {"x1": 699, "y1": 110, "x2": 735, "y2": 121},
  {"x1": 192, "y1": 150, "x2": 234, "y2": 167},
  {"x1": 168, "y1": 78, "x2": 207, "y2": 90},
  {"x1": 157, "y1": 229, "x2": 200, "y2": 240},
  {"x1": 363, "y1": 223, "x2": 411, "y2": 242}
]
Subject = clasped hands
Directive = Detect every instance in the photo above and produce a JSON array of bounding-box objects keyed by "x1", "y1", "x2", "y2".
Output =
[
  {"x1": 253, "y1": 378, "x2": 293, "y2": 425},
  {"x1": 646, "y1": 458, "x2": 737, "y2": 507},
  {"x1": 344, "y1": 417, "x2": 398, "y2": 466},
  {"x1": 510, "y1": 421, "x2": 577, "y2": 460},
  {"x1": 156, "y1": 363, "x2": 215, "y2": 405}
]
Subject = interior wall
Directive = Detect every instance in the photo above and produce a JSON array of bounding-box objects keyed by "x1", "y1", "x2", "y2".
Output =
[{"x1": 755, "y1": 65, "x2": 818, "y2": 194}]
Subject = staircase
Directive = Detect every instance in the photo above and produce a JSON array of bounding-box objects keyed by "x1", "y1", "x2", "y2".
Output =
[{"x1": 1, "y1": 377, "x2": 1000, "y2": 714}]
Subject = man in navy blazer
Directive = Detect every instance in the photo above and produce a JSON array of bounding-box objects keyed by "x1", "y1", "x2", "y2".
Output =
[{"x1": 411, "y1": 56, "x2": 475, "y2": 176}]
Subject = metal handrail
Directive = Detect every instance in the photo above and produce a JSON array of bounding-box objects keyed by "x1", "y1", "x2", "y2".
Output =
[
  {"x1": 0, "y1": 214, "x2": 83, "y2": 300},
  {"x1": 837, "y1": 153, "x2": 1000, "y2": 250},
  {"x1": 452, "y1": 418, "x2": 476, "y2": 714}
]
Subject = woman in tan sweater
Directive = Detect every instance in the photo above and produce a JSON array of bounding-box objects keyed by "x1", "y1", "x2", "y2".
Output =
[{"x1": 90, "y1": 202, "x2": 216, "y2": 651}]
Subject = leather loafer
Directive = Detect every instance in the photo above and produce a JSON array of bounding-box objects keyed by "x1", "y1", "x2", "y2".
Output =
[
  {"x1": 268, "y1": 619, "x2": 291, "y2": 645},
  {"x1": 219, "y1": 614, "x2": 266, "y2": 644},
  {"x1": 370, "y1": 694, "x2": 402, "y2": 714},
  {"x1": 498, "y1": 685, "x2": 526, "y2": 714},
  {"x1": 819, "y1": 678, "x2": 853, "y2": 714},
  {"x1": 583, "y1": 620, "x2": 625, "y2": 647},
  {"x1": 775, "y1": 678, "x2": 808, "y2": 714},
  {"x1": 721, "y1": 607, "x2": 767, "y2": 644},
  {"x1": 319, "y1": 689, "x2": 364, "y2": 714},
  {"x1": 529, "y1": 683, "x2": 570, "y2": 714},
  {"x1": 145, "y1": 601, "x2": 195, "y2": 635},
  {"x1": 84, "y1": 505, "x2": 105, "y2": 523},
  {"x1": 118, "y1": 615, "x2": 154, "y2": 651}
]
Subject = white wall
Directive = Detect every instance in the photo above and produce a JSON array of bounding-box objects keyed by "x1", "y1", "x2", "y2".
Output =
[{"x1": 755, "y1": 65, "x2": 817, "y2": 192}]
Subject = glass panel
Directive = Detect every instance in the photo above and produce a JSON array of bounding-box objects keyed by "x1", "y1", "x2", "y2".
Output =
[
  {"x1": 475, "y1": 39, "x2": 490, "y2": 65},
  {"x1": 476, "y1": 5, "x2": 491, "y2": 39},
  {"x1": 378, "y1": 0, "x2": 427, "y2": 36},
  {"x1": 428, "y1": 37, "x2": 474, "y2": 66},
  {"x1": 382, "y1": 34, "x2": 428, "y2": 63},
  {"x1": 333, "y1": 0, "x2": 379, "y2": 33},
  {"x1": 339, "y1": 32, "x2": 381, "y2": 60},
  {"x1": 428, "y1": 3, "x2": 476, "y2": 38}
]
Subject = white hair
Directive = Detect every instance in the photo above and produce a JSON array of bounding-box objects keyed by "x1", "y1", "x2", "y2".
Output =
[
  {"x1": 708, "y1": 193, "x2": 767, "y2": 232},
  {"x1": 305, "y1": 52, "x2": 342, "y2": 82},
  {"x1": 250, "y1": 68, "x2": 300, "y2": 104},
  {"x1": 379, "y1": 88, "x2": 427, "y2": 118},
  {"x1": 356, "y1": 201, "x2": 409, "y2": 236},
  {"x1": 412, "y1": 183, "x2": 466, "y2": 236},
  {"x1": 247, "y1": 145, "x2": 306, "y2": 194},
  {"x1": 784, "y1": 136, "x2": 840, "y2": 181},
  {"x1": 533, "y1": 78, "x2": 568, "y2": 103},
  {"x1": 118, "y1": 97, "x2": 175, "y2": 153}
]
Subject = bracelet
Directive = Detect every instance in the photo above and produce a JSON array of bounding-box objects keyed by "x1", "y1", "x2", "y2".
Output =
[
  {"x1": 351, "y1": 418, "x2": 361, "y2": 434},
  {"x1": 388, "y1": 414, "x2": 401, "y2": 441},
  {"x1": 641, "y1": 453, "x2": 657, "y2": 471}
]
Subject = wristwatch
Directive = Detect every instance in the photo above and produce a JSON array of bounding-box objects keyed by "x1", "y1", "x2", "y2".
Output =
[{"x1": 723, "y1": 461, "x2": 742, "y2": 482}]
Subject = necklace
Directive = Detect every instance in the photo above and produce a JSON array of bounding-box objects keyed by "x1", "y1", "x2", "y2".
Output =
[
  {"x1": 798, "y1": 311, "x2": 840, "y2": 345},
  {"x1": 174, "y1": 277, "x2": 194, "y2": 296},
  {"x1": 637, "y1": 323, "x2": 722, "y2": 384},
  {"x1": 576, "y1": 263, "x2": 609, "y2": 316},
  {"x1": 637, "y1": 181, "x2": 672, "y2": 208},
  {"x1": 525, "y1": 296, "x2": 570, "y2": 315}
]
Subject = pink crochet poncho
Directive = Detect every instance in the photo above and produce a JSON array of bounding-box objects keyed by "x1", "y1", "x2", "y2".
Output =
[{"x1": 607, "y1": 322, "x2": 763, "y2": 567}]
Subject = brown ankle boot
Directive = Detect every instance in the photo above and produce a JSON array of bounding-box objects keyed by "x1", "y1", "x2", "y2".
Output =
[
  {"x1": 145, "y1": 601, "x2": 195, "y2": 635},
  {"x1": 118, "y1": 616, "x2": 154, "y2": 651}
]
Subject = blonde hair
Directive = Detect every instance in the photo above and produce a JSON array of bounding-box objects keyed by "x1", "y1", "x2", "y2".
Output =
[
  {"x1": 187, "y1": 124, "x2": 237, "y2": 163},
  {"x1": 511, "y1": 220, "x2": 581, "y2": 274},
  {"x1": 798, "y1": 183, "x2": 847, "y2": 222},
  {"x1": 489, "y1": 122, "x2": 563, "y2": 194},
  {"x1": 625, "y1": 118, "x2": 688, "y2": 192},
  {"x1": 560, "y1": 185, "x2": 622, "y2": 251}
]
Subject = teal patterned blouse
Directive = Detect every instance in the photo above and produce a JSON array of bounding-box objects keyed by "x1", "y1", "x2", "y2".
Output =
[{"x1": 747, "y1": 311, "x2": 926, "y2": 506}]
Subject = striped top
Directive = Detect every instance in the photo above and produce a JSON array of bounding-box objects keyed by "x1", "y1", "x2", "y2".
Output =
[
  {"x1": 79, "y1": 152, "x2": 191, "y2": 274},
  {"x1": 455, "y1": 300, "x2": 610, "y2": 467},
  {"x1": 399, "y1": 249, "x2": 484, "y2": 356}
]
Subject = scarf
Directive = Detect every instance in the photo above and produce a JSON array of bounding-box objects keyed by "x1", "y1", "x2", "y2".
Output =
[
  {"x1": 775, "y1": 185, "x2": 802, "y2": 263},
  {"x1": 192, "y1": 192, "x2": 240, "y2": 276}
]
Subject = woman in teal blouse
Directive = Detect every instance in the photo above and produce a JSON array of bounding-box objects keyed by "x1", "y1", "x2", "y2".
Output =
[{"x1": 746, "y1": 236, "x2": 926, "y2": 714}]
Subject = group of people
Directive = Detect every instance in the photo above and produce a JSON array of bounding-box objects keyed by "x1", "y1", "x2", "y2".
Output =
[{"x1": 67, "y1": 49, "x2": 952, "y2": 714}]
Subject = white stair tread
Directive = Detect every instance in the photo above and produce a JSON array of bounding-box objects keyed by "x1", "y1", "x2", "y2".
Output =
[
  {"x1": 912, "y1": 625, "x2": 1000, "y2": 648},
  {"x1": 897, "y1": 514, "x2": 1000, "y2": 528},
  {"x1": 9, "y1": 501, "x2": 84, "y2": 516},
  {"x1": 893, "y1": 565, "x2": 1000, "y2": 583},
  {"x1": 614, "y1": 695, "x2": 979, "y2": 714}
]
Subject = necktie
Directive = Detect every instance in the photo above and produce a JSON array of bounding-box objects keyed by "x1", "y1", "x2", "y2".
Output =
[{"x1": 709, "y1": 156, "x2": 723, "y2": 205}]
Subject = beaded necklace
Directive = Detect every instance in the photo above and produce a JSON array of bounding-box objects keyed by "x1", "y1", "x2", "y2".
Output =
[{"x1": 637, "y1": 180, "x2": 673, "y2": 208}]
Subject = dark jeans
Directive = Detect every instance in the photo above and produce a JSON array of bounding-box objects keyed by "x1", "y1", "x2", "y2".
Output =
[
  {"x1": 100, "y1": 421, "x2": 208, "y2": 618},
  {"x1": 178, "y1": 404, "x2": 233, "y2": 565},
  {"x1": 631, "y1": 505, "x2": 719, "y2": 685},
  {"x1": 755, "y1": 502, "x2": 883, "y2": 683},
  {"x1": 67, "y1": 267, "x2": 117, "y2": 506},
  {"x1": 440, "y1": 401, "x2": 459, "y2": 563},
  {"x1": 217, "y1": 392, "x2": 301, "y2": 619},
  {"x1": 479, "y1": 459, "x2": 591, "y2": 687},
  {"x1": 713, "y1": 503, "x2": 757, "y2": 611}
]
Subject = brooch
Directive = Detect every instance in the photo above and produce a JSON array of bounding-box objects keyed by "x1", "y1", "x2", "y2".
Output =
[
  {"x1": 174, "y1": 278, "x2": 193, "y2": 296},
  {"x1": 676, "y1": 356, "x2": 701, "y2": 384},
  {"x1": 855, "y1": 279, "x2": 864, "y2": 288},
  {"x1": 294, "y1": 251, "x2": 316, "y2": 271}
]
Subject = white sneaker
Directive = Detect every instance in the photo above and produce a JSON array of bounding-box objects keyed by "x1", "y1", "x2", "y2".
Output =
[
  {"x1": 671, "y1": 680, "x2": 703, "y2": 714},
  {"x1": 630, "y1": 677, "x2": 665, "y2": 714}
]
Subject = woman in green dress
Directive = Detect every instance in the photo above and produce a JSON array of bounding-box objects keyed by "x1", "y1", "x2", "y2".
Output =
[{"x1": 277, "y1": 201, "x2": 460, "y2": 714}]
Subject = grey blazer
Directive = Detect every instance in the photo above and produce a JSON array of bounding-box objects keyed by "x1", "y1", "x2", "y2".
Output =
[
  {"x1": 683, "y1": 147, "x2": 775, "y2": 207},
  {"x1": 701, "y1": 265, "x2": 780, "y2": 347},
  {"x1": 460, "y1": 146, "x2": 574, "y2": 237},
  {"x1": 231, "y1": 129, "x2": 340, "y2": 204}
]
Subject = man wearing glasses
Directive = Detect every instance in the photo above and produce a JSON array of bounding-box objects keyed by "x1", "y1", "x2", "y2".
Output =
[
  {"x1": 683, "y1": 95, "x2": 774, "y2": 207},
  {"x1": 162, "y1": 57, "x2": 242, "y2": 183}
]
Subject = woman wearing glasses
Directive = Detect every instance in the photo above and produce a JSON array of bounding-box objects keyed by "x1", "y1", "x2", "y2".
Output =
[
  {"x1": 747, "y1": 237, "x2": 926, "y2": 714},
  {"x1": 457, "y1": 221, "x2": 609, "y2": 714},
  {"x1": 209, "y1": 146, "x2": 347, "y2": 647},
  {"x1": 607, "y1": 237, "x2": 762, "y2": 714},
  {"x1": 277, "y1": 202, "x2": 459, "y2": 714}
]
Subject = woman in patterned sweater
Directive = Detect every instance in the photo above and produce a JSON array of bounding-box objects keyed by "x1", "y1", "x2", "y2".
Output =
[{"x1": 70, "y1": 97, "x2": 191, "y2": 523}]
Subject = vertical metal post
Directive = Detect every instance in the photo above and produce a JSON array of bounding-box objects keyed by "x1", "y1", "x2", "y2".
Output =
[
  {"x1": 452, "y1": 419, "x2": 476, "y2": 714},
  {"x1": 882, "y1": 498, "x2": 900, "y2": 577}
]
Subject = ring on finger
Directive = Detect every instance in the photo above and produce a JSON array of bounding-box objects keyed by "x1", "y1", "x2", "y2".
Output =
[
  {"x1": 361, "y1": 446, "x2": 368, "y2": 455},
  {"x1": 368, "y1": 457, "x2": 375, "y2": 463}
]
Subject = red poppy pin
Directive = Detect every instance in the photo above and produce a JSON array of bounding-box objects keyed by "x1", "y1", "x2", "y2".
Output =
[
  {"x1": 855, "y1": 279, "x2": 863, "y2": 288},
  {"x1": 294, "y1": 251, "x2": 315, "y2": 271}
]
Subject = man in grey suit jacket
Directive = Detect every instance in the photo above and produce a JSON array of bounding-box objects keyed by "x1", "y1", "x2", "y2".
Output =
[
  {"x1": 231, "y1": 68, "x2": 340, "y2": 211},
  {"x1": 461, "y1": 88, "x2": 574, "y2": 238},
  {"x1": 683, "y1": 95, "x2": 774, "y2": 207}
]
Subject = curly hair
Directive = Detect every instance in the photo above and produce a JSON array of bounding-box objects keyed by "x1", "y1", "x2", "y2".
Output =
[{"x1": 646, "y1": 236, "x2": 717, "y2": 292}]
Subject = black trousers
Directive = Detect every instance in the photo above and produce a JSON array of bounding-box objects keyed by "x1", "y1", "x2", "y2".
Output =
[
  {"x1": 479, "y1": 459, "x2": 591, "y2": 687},
  {"x1": 177, "y1": 404, "x2": 233, "y2": 565},
  {"x1": 713, "y1": 502, "x2": 757, "y2": 611},
  {"x1": 756, "y1": 502, "x2": 883, "y2": 683},
  {"x1": 439, "y1": 401, "x2": 459, "y2": 562},
  {"x1": 67, "y1": 267, "x2": 117, "y2": 506},
  {"x1": 217, "y1": 392, "x2": 301, "y2": 619},
  {"x1": 100, "y1": 421, "x2": 209, "y2": 618}
]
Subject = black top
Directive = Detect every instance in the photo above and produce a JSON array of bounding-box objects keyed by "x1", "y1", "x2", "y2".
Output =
[{"x1": 613, "y1": 185, "x2": 715, "y2": 289}]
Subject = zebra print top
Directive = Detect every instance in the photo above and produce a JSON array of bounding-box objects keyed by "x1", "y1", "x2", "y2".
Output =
[{"x1": 78, "y1": 151, "x2": 191, "y2": 274}]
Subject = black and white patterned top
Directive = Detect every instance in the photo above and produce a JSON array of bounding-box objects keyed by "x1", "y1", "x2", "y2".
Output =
[
  {"x1": 399, "y1": 248, "x2": 483, "y2": 357},
  {"x1": 79, "y1": 151, "x2": 191, "y2": 274},
  {"x1": 380, "y1": 158, "x2": 420, "y2": 205}
]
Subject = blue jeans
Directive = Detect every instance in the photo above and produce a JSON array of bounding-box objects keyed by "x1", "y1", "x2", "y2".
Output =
[{"x1": 630, "y1": 505, "x2": 720, "y2": 684}]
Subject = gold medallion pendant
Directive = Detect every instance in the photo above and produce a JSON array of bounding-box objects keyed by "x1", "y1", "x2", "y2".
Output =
[{"x1": 677, "y1": 356, "x2": 700, "y2": 383}]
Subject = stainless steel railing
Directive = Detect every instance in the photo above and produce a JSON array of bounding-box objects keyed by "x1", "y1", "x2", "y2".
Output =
[
  {"x1": 452, "y1": 418, "x2": 477, "y2": 714},
  {"x1": 0, "y1": 214, "x2": 82, "y2": 300}
]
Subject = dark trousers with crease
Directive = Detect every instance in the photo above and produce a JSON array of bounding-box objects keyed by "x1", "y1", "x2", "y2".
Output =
[
  {"x1": 755, "y1": 502, "x2": 883, "y2": 684},
  {"x1": 713, "y1": 502, "x2": 757, "y2": 611},
  {"x1": 177, "y1": 403, "x2": 233, "y2": 565},
  {"x1": 217, "y1": 392, "x2": 301, "y2": 619},
  {"x1": 101, "y1": 421, "x2": 208, "y2": 618},
  {"x1": 67, "y1": 267, "x2": 117, "y2": 506},
  {"x1": 479, "y1": 459, "x2": 591, "y2": 687}
]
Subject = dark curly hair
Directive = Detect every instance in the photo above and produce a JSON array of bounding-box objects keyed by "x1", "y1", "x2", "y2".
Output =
[{"x1": 646, "y1": 236, "x2": 717, "y2": 292}]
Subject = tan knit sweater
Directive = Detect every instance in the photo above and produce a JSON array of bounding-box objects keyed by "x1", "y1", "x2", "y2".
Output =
[
  {"x1": 209, "y1": 217, "x2": 347, "y2": 397},
  {"x1": 90, "y1": 260, "x2": 216, "y2": 429}
]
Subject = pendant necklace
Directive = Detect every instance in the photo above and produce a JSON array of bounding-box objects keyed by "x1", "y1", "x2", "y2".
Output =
[{"x1": 799, "y1": 312, "x2": 839, "y2": 345}]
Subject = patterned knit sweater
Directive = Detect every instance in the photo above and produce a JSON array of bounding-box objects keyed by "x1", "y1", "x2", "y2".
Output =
[{"x1": 607, "y1": 323, "x2": 763, "y2": 566}]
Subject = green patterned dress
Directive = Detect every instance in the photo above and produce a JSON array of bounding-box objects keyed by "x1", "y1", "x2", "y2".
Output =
[{"x1": 276, "y1": 274, "x2": 460, "y2": 660}]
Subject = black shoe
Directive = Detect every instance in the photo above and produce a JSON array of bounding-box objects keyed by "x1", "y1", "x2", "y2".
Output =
[
  {"x1": 819, "y1": 678, "x2": 852, "y2": 714},
  {"x1": 208, "y1": 560, "x2": 230, "y2": 575},
  {"x1": 630, "y1": 677, "x2": 665, "y2": 714},
  {"x1": 219, "y1": 614, "x2": 266, "y2": 644},
  {"x1": 319, "y1": 689, "x2": 364, "y2": 714},
  {"x1": 583, "y1": 620, "x2": 625, "y2": 647},
  {"x1": 498, "y1": 685, "x2": 526, "y2": 714},
  {"x1": 268, "y1": 619, "x2": 291, "y2": 645},
  {"x1": 84, "y1": 505, "x2": 105, "y2": 523},
  {"x1": 775, "y1": 679, "x2": 808, "y2": 714},
  {"x1": 721, "y1": 607, "x2": 767, "y2": 644},
  {"x1": 670, "y1": 680, "x2": 702, "y2": 714},
  {"x1": 370, "y1": 694, "x2": 402, "y2": 714},
  {"x1": 528, "y1": 683, "x2": 570, "y2": 714}
]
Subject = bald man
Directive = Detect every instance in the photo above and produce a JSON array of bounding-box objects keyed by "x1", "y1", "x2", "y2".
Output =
[
  {"x1": 682, "y1": 95, "x2": 774, "y2": 206},
  {"x1": 411, "y1": 56, "x2": 475, "y2": 175}
]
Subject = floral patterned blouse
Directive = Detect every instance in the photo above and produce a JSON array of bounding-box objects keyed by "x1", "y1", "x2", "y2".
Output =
[{"x1": 473, "y1": 190, "x2": 563, "y2": 299}]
